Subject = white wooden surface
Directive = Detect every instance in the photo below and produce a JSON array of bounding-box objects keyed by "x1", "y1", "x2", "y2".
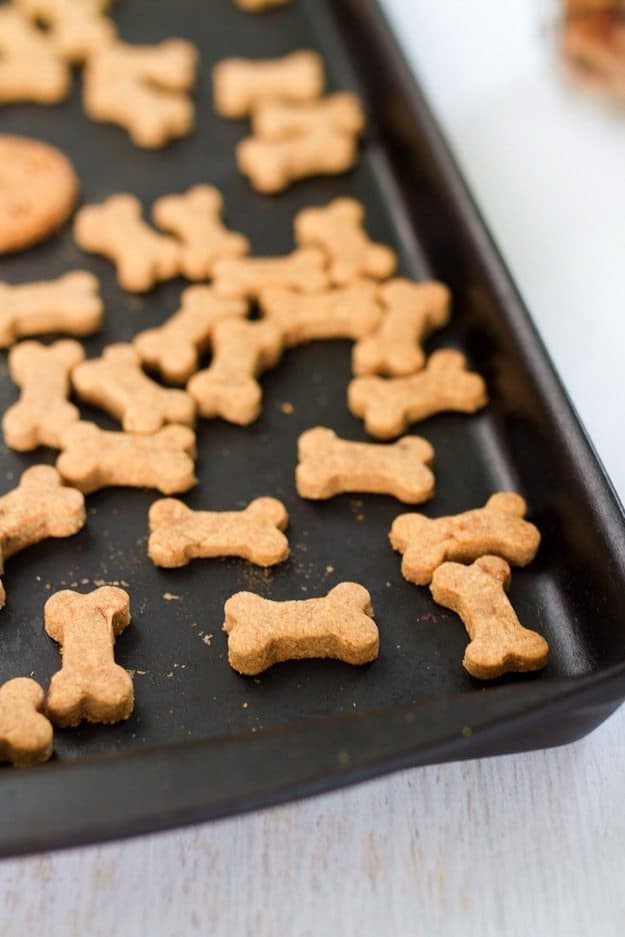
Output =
[{"x1": 2, "y1": 3, "x2": 625, "y2": 934}]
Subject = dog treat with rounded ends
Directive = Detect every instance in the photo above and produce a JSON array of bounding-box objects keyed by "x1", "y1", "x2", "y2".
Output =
[
  {"x1": 390, "y1": 492, "x2": 541, "y2": 586},
  {"x1": 0, "y1": 678, "x2": 53, "y2": 767},
  {"x1": 213, "y1": 51, "x2": 324, "y2": 118},
  {"x1": 74, "y1": 195, "x2": 181, "y2": 292},
  {"x1": 14, "y1": 0, "x2": 116, "y2": 63},
  {"x1": 252, "y1": 92, "x2": 365, "y2": 141},
  {"x1": 72, "y1": 343, "x2": 195, "y2": 434},
  {"x1": 148, "y1": 496, "x2": 289, "y2": 568},
  {"x1": 188, "y1": 320, "x2": 283, "y2": 425},
  {"x1": 295, "y1": 198, "x2": 397, "y2": 285},
  {"x1": 45, "y1": 586, "x2": 133, "y2": 726},
  {"x1": 259, "y1": 281, "x2": 381, "y2": 346},
  {"x1": 0, "y1": 272, "x2": 102, "y2": 348},
  {"x1": 57, "y1": 422, "x2": 197, "y2": 495},
  {"x1": 224, "y1": 582, "x2": 379, "y2": 675},
  {"x1": 353, "y1": 279, "x2": 451, "y2": 377},
  {"x1": 296, "y1": 427, "x2": 435, "y2": 503},
  {"x1": 237, "y1": 128, "x2": 358, "y2": 193},
  {"x1": 348, "y1": 349, "x2": 488, "y2": 439},
  {"x1": 235, "y1": 0, "x2": 291, "y2": 10},
  {"x1": 213, "y1": 249, "x2": 328, "y2": 300},
  {"x1": 0, "y1": 9, "x2": 70, "y2": 105},
  {"x1": 134, "y1": 286, "x2": 248, "y2": 385},
  {"x1": 430, "y1": 556, "x2": 549, "y2": 679},
  {"x1": 3, "y1": 340, "x2": 85, "y2": 451}
]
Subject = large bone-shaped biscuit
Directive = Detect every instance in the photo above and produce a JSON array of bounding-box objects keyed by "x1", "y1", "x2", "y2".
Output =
[
  {"x1": 252, "y1": 92, "x2": 365, "y2": 140},
  {"x1": 3, "y1": 339, "x2": 85, "y2": 451},
  {"x1": 296, "y1": 427, "x2": 435, "y2": 503},
  {"x1": 45, "y1": 586, "x2": 133, "y2": 725},
  {"x1": 0, "y1": 678, "x2": 53, "y2": 767},
  {"x1": 213, "y1": 248, "x2": 328, "y2": 300},
  {"x1": 430, "y1": 556, "x2": 549, "y2": 679},
  {"x1": 390, "y1": 492, "x2": 541, "y2": 585},
  {"x1": 237, "y1": 128, "x2": 358, "y2": 193},
  {"x1": 0, "y1": 7, "x2": 70, "y2": 104},
  {"x1": 259, "y1": 280, "x2": 381, "y2": 346},
  {"x1": 148, "y1": 496, "x2": 289, "y2": 568},
  {"x1": 0, "y1": 272, "x2": 103, "y2": 348},
  {"x1": 15, "y1": 0, "x2": 116, "y2": 63},
  {"x1": 213, "y1": 51, "x2": 324, "y2": 118},
  {"x1": 57, "y1": 421, "x2": 197, "y2": 494},
  {"x1": 224, "y1": 582, "x2": 379, "y2": 675}
]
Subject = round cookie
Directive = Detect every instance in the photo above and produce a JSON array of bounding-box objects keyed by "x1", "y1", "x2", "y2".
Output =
[{"x1": 0, "y1": 135, "x2": 79, "y2": 254}]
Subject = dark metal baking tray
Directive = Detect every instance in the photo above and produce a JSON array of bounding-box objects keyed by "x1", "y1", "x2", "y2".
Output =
[{"x1": 1, "y1": 0, "x2": 624, "y2": 858}]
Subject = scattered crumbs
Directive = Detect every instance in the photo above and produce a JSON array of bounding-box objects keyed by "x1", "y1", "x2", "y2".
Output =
[
  {"x1": 386, "y1": 581, "x2": 391, "y2": 588},
  {"x1": 279, "y1": 401, "x2": 294, "y2": 415},
  {"x1": 93, "y1": 578, "x2": 129, "y2": 588},
  {"x1": 326, "y1": 565, "x2": 334, "y2": 575},
  {"x1": 172, "y1": 662, "x2": 186, "y2": 669},
  {"x1": 396, "y1": 644, "x2": 401, "y2": 650},
  {"x1": 355, "y1": 513, "x2": 365, "y2": 522},
  {"x1": 131, "y1": 733, "x2": 136, "y2": 739},
  {"x1": 135, "y1": 670, "x2": 148, "y2": 676},
  {"x1": 29, "y1": 670, "x2": 35, "y2": 678},
  {"x1": 251, "y1": 726, "x2": 257, "y2": 733},
  {"x1": 420, "y1": 613, "x2": 436, "y2": 623},
  {"x1": 166, "y1": 671, "x2": 174, "y2": 678},
  {"x1": 242, "y1": 701, "x2": 249, "y2": 709},
  {"x1": 300, "y1": 585, "x2": 308, "y2": 592},
  {"x1": 191, "y1": 622, "x2": 198, "y2": 629},
  {"x1": 35, "y1": 575, "x2": 41, "y2": 582},
  {"x1": 200, "y1": 633, "x2": 213, "y2": 647},
  {"x1": 352, "y1": 701, "x2": 357, "y2": 708},
  {"x1": 81, "y1": 578, "x2": 90, "y2": 585},
  {"x1": 163, "y1": 592, "x2": 181, "y2": 601},
  {"x1": 253, "y1": 678, "x2": 261, "y2": 685},
  {"x1": 462, "y1": 726, "x2": 473, "y2": 737},
  {"x1": 5, "y1": 471, "x2": 14, "y2": 481},
  {"x1": 45, "y1": 583, "x2": 51, "y2": 590},
  {"x1": 337, "y1": 750, "x2": 350, "y2": 766}
]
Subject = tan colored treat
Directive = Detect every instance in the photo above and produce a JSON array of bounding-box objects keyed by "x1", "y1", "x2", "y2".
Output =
[
  {"x1": 224, "y1": 582, "x2": 379, "y2": 675},
  {"x1": 0, "y1": 8, "x2": 70, "y2": 105},
  {"x1": 295, "y1": 197, "x2": 396, "y2": 285},
  {"x1": 152, "y1": 185, "x2": 250, "y2": 280},
  {"x1": 259, "y1": 280, "x2": 381, "y2": 346},
  {"x1": 57, "y1": 421, "x2": 197, "y2": 495},
  {"x1": 14, "y1": 0, "x2": 116, "y2": 63},
  {"x1": 3, "y1": 340, "x2": 85, "y2": 451},
  {"x1": 72, "y1": 343, "x2": 195, "y2": 434},
  {"x1": 134, "y1": 286, "x2": 248, "y2": 385},
  {"x1": 187, "y1": 320, "x2": 283, "y2": 425},
  {"x1": 148, "y1": 496, "x2": 289, "y2": 568},
  {"x1": 430, "y1": 556, "x2": 549, "y2": 679},
  {"x1": 348, "y1": 349, "x2": 488, "y2": 439},
  {"x1": 213, "y1": 249, "x2": 328, "y2": 300},
  {"x1": 390, "y1": 492, "x2": 541, "y2": 586},
  {"x1": 213, "y1": 51, "x2": 324, "y2": 118},
  {"x1": 237, "y1": 127, "x2": 358, "y2": 193},
  {"x1": 74, "y1": 195, "x2": 181, "y2": 292},
  {"x1": 252, "y1": 92, "x2": 364, "y2": 141},
  {"x1": 0, "y1": 272, "x2": 102, "y2": 348},
  {"x1": 235, "y1": 0, "x2": 291, "y2": 10},
  {"x1": 296, "y1": 427, "x2": 434, "y2": 503},
  {"x1": 0, "y1": 678, "x2": 53, "y2": 767},
  {"x1": 45, "y1": 586, "x2": 133, "y2": 726},
  {"x1": 353, "y1": 279, "x2": 451, "y2": 377}
]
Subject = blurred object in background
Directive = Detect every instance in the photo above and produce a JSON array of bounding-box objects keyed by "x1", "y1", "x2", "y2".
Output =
[{"x1": 562, "y1": 0, "x2": 625, "y2": 99}]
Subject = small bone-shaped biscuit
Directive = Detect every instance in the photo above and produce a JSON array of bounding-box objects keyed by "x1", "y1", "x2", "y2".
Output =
[
  {"x1": 148, "y1": 496, "x2": 289, "y2": 568},
  {"x1": 353, "y1": 279, "x2": 451, "y2": 376},
  {"x1": 187, "y1": 319, "x2": 283, "y2": 424},
  {"x1": 213, "y1": 249, "x2": 328, "y2": 300},
  {"x1": 3, "y1": 339, "x2": 85, "y2": 451},
  {"x1": 296, "y1": 427, "x2": 435, "y2": 503},
  {"x1": 213, "y1": 51, "x2": 324, "y2": 118},
  {"x1": 295, "y1": 198, "x2": 397, "y2": 285},
  {"x1": 0, "y1": 7, "x2": 70, "y2": 104},
  {"x1": 57, "y1": 422, "x2": 197, "y2": 494},
  {"x1": 72, "y1": 343, "x2": 195, "y2": 434},
  {"x1": 252, "y1": 92, "x2": 365, "y2": 140},
  {"x1": 390, "y1": 492, "x2": 541, "y2": 586},
  {"x1": 153, "y1": 185, "x2": 250, "y2": 281},
  {"x1": 237, "y1": 128, "x2": 358, "y2": 193},
  {"x1": 74, "y1": 195, "x2": 181, "y2": 292},
  {"x1": 134, "y1": 286, "x2": 248, "y2": 385},
  {"x1": 0, "y1": 272, "x2": 103, "y2": 348},
  {"x1": 348, "y1": 349, "x2": 488, "y2": 439},
  {"x1": 14, "y1": 0, "x2": 116, "y2": 63},
  {"x1": 0, "y1": 678, "x2": 53, "y2": 767},
  {"x1": 430, "y1": 556, "x2": 549, "y2": 679},
  {"x1": 45, "y1": 586, "x2": 133, "y2": 726},
  {"x1": 224, "y1": 582, "x2": 379, "y2": 675},
  {"x1": 259, "y1": 280, "x2": 381, "y2": 346}
]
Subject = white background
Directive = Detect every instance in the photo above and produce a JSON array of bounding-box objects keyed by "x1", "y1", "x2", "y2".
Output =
[{"x1": 2, "y1": 2, "x2": 625, "y2": 935}]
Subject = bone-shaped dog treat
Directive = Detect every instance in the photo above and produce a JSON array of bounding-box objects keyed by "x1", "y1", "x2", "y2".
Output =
[
  {"x1": 15, "y1": 0, "x2": 116, "y2": 63},
  {"x1": 134, "y1": 286, "x2": 248, "y2": 385},
  {"x1": 45, "y1": 586, "x2": 133, "y2": 725},
  {"x1": 152, "y1": 185, "x2": 250, "y2": 280},
  {"x1": 348, "y1": 349, "x2": 488, "y2": 439},
  {"x1": 74, "y1": 195, "x2": 181, "y2": 292},
  {"x1": 295, "y1": 198, "x2": 397, "y2": 285},
  {"x1": 3, "y1": 339, "x2": 85, "y2": 451},
  {"x1": 430, "y1": 556, "x2": 549, "y2": 679},
  {"x1": 72, "y1": 343, "x2": 195, "y2": 434},
  {"x1": 235, "y1": 0, "x2": 292, "y2": 10},
  {"x1": 213, "y1": 51, "x2": 324, "y2": 118},
  {"x1": 57, "y1": 421, "x2": 197, "y2": 494},
  {"x1": 0, "y1": 272, "x2": 103, "y2": 348},
  {"x1": 252, "y1": 92, "x2": 365, "y2": 140},
  {"x1": 237, "y1": 128, "x2": 358, "y2": 193},
  {"x1": 187, "y1": 319, "x2": 283, "y2": 424},
  {"x1": 213, "y1": 249, "x2": 328, "y2": 300},
  {"x1": 224, "y1": 582, "x2": 379, "y2": 675},
  {"x1": 353, "y1": 279, "x2": 451, "y2": 377},
  {"x1": 0, "y1": 678, "x2": 53, "y2": 767},
  {"x1": 296, "y1": 427, "x2": 435, "y2": 503},
  {"x1": 148, "y1": 496, "x2": 289, "y2": 568},
  {"x1": 84, "y1": 39, "x2": 198, "y2": 148},
  {"x1": 390, "y1": 492, "x2": 541, "y2": 586},
  {"x1": 0, "y1": 7, "x2": 70, "y2": 104}
]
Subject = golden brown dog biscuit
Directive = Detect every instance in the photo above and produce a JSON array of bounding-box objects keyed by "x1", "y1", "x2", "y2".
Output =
[
  {"x1": 74, "y1": 195, "x2": 181, "y2": 292},
  {"x1": 213, "y1": 50, "x2": 324, "y2": 118},
  {"x1": 133, "y1": 286, "x2": 248, "y2": 385},
  {"x1": 430, "y1": 555, "x2": 549, "y2": 679},
  {"x1": 3, "y1": 339, "x2": 85, "y2": 451},
  {"x1": 57, "y1": 421, "x2": 197, "y2": 494},
  {"x1": 0, "y1": 8, "x2": 70, "y2": 105},
  {"x1": 237, "y1": 127, "x2": 358, "y2": 193},
  {"x1": 45, "y1": 586, "x2": 133, "y2": 726},
  {"x1": 0, "y1": 272, "x2": 102, "y2": 348},
  {"x1": 235, "y1": 0, "x2": 292, "y2": 10},
  {"x1": 296, "y1": 427, "x2": 435, "y2": 503},
  {"x1": 0, "y1": 678, "x2": 54, "y2": 767},
  {"x1": 252, "y1": 92, "x2": 365, "y2": 140},
  {"x1": 348, "y1": 349, "x2": 488, "y2": 439},
  {"x1": 353, "y1": 279, "x2": 451, "y2": 376},
  {"x1": 295, "y1": 197, "x2": 396, "y2": 285},
  {"x1": 390, "y1": 492, "x2": 541, "y2": 586},
  {"x1": 148, "y1": 496, "x2": 289, "y2": 568},
  {"x1": 213, "y1": 248, "x2": 328, "y2": 299},
  {"x1": 14, "y1": 0, "x2": 116, "y2": 63},
  {"x1": 259, "y1": 280, "x2": 381, "y2": 346},
  {"x1": 224, "y1": 582, "x2": 379, "y2": 675}
]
